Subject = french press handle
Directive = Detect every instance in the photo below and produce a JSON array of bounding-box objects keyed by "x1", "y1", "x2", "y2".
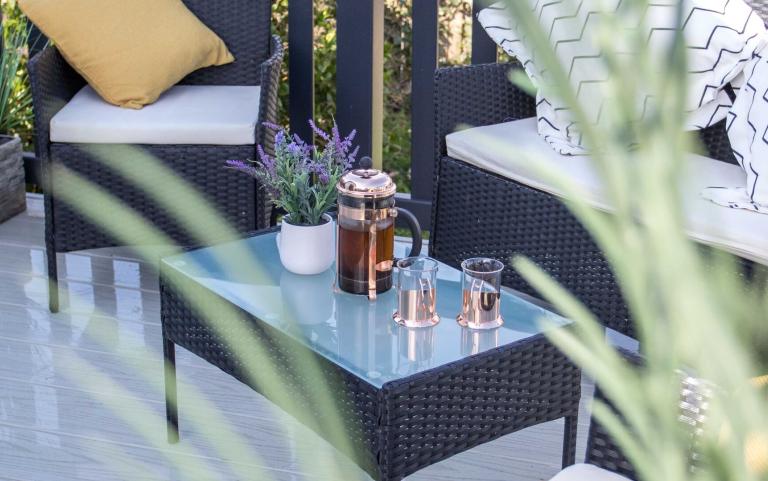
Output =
[{"x1": 396, "y1": 207, "x2": 422, "y2": 257}]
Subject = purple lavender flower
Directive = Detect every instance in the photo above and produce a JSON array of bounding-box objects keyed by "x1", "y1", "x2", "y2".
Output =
[
  {"x1": 262, "y1": 121, "x2": 283, "y2": 132},
  {"x1": 224, "y1": 159, "x2": 261, "y2": 178},
  {"x1": 309, "y1": 119, "x2": 331, "y2": 142},
  {"x1": 286, "y1": 142, "x2": 301, "y2": 156},
  {"x1": 257, "y1": 145, "x2": 276, "y2": 177},
  {"x1": 347, "y1": 145, "x2": 360, "y2": 170},
  {"x1": 225, "y1": 118, "x2": 360, "y2": 225},
  {"x1": 275, "y1": 129, "x2": 286, "y2": 146}
]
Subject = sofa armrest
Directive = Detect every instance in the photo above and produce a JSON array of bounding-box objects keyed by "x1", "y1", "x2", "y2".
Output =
[
  {"x1": 434, "y1": 62, "x2": 535, "y2": 160},
  {"x1": 255, "y1": 35, "x2": 284, "y2": 154},
  {"x1": 28, "y1": 46, "x2": 86, "y2": 165}
]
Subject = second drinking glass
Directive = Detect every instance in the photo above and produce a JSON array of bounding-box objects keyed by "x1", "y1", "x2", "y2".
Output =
[{"x1": 457, "y1": 258, "x2": 504, "y2": 329}]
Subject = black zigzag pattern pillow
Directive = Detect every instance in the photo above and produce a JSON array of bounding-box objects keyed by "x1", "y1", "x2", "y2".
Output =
[
  {"x1": 703, "y1": 49, "x2": 768, "y2": 212},
  {"x1": 478, "y1": 0, "x2": 768, "y2": 156}
]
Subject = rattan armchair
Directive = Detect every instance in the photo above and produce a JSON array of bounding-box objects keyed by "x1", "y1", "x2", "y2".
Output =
[{"x1": 28, "y1": 0, "x2": 282, "y2": 313}]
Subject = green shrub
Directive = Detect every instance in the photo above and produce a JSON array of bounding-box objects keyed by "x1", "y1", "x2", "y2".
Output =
[{"x1": 1, "y1": 0, "x2": 33, "y2": 149}]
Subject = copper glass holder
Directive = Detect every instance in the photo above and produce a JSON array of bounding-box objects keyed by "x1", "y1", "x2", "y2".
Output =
[
  {"x1": 456, "y1": 258, "x2": 504, "y2": 330},
  {"x1": 393, "y1": 257, "x2": 440, "y2": 328}
]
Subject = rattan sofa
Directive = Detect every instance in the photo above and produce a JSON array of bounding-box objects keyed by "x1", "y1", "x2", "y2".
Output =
[
  {"x1": 28, "y1": 0, "x2": 282, "y2": 313},
  {"x1": 429, "y1": 4, "x2": 768, "y2": 339}
]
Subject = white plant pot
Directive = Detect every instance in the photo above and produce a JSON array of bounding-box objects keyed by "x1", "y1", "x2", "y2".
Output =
[{"x1": 276, "y1": 214, "x2": 335, "y2": 275}]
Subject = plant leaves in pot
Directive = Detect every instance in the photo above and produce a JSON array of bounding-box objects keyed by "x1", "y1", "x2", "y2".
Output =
[{"x1": 225, "y1": 120, "x2": 359, "y2": 275}]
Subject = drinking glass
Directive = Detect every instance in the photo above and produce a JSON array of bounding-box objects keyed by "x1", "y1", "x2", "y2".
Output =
[
  {"x1": 393, "y1": 257, "x2": 440, "y2": 328},
  {"x1": 457, "y1": 258, "x2": 504, "y2": 329}
]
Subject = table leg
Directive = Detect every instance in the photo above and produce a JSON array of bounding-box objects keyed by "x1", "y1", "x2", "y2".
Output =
[
  {"x1": 163, "y1": 338, "x2": 179, "y2": 444},
  {"x1": 561, "y1": 415, "x2": 577, "y2": 468}
]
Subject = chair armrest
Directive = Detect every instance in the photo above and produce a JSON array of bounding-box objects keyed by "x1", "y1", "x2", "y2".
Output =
[
  {"x1": 28, "y1": 46, "x2": 86, "y2": 165},
  {"x1": 433, "y1": 62, "x2": 535, "y2": 159},
  {"x1": 255, "y1": 35, "x2": 284, "y2": 154}
]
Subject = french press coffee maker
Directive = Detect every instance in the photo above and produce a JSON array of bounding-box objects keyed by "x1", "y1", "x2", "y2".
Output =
[{"x1": 336, "y1": 157, "x2": 422, "y2": 300}]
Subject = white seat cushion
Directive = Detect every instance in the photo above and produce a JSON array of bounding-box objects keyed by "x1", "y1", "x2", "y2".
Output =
[
  {"x1": 50, "y1": 85, "x2": 261, "y2": 145},
  {"x1": 550, "y1": 463, "x2": 632, "y2": 481},
  {"x1": 446, "y1": 117, "x2": 768, "y2": 266}
]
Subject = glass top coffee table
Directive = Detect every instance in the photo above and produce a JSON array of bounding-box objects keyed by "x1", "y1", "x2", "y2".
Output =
[{"x1": 159, "y1": 229, "x2": 581, "y2": 481}]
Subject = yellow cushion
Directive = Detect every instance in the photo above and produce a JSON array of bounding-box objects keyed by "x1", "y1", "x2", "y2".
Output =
[{"x1": 20, "y1": 0, "x2": 235, "y2": 109}]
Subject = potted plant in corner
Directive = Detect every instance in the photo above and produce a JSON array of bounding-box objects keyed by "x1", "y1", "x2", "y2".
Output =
[
  {"x1": 226, "y1": 120, "x2": 358, "y2": 275},
  {"x1": 0, "y1": 10, "x2": 29, "y2": 223}
]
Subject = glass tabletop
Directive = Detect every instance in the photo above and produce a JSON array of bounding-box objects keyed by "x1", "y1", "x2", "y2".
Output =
[{"x1": 161, "y1": 231, "x2": 570, "y2": 388}]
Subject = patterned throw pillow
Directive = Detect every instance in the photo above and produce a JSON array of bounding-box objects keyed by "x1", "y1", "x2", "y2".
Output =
[{"x1": 477, "y1": 0, "x2": 768, "y2": 155}]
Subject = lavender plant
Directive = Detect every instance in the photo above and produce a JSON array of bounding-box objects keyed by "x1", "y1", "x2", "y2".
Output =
[{"x1": 226, "y1": 120, "x2": 358, "y2": 226}]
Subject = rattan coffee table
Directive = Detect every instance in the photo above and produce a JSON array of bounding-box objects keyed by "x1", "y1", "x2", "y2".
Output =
[{"x1": 159, "y1": 229, "x2": 581, "y2": 481}]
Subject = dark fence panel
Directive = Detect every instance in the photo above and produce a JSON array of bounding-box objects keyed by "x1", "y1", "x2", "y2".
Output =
[
  {"x1": 335, "y1": 0, "x2": 384, "y2": 167},
  {"x1": 409, "y1": 0, "x2": 439, "y2": 204},
  {"x1": 288, "y1": 0, "x2": 315, "y2": 142},
  {"x1": 471, "y1": 0, "x2": 497, "y2": 64}
]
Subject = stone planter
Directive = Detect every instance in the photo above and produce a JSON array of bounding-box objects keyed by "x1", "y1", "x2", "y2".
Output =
[{"x1": 0, "y1": 135, "x2": 26, "y2": 223}]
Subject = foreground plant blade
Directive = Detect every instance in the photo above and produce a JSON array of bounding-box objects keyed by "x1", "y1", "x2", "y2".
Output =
[
  {"x1": 500, "y1": 1, "x2": 768, "y2": 480},
  {"x1": 51, "y1": 157, "x2": 364, "y2": 480}
]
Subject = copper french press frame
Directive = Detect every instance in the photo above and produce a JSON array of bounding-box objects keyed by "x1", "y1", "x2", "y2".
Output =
[
  {"x1": 337, "y1": 203, "x2": 399, "y2": 300},
  {"x1": 335, "y1": 157, "x2": 422, "y2": 301}
]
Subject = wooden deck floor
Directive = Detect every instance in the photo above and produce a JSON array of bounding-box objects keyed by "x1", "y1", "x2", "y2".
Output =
[{"x1": 0, "y1": 194, "x2": 595, "y2": 481}]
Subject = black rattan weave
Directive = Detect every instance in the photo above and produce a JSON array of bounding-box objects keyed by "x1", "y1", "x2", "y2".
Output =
[
  {"x1": 180, "y1": 0, "x2": 272, "y2": 86},
  {"x1": 432, "y1": 156, "x2": 634, "y2": 337},
  {"x1": 585, "y1": 394, "x2": 638, "y2": 479},
  {"x1": 28, "y1": 4, "x2": 283, "y2": 313},
  {"x1": 159, "y1": 230, "x2": 582, "y2": 481},
  {"x1": 430, "y1": 60, "x2": 761, "y2": 340}
]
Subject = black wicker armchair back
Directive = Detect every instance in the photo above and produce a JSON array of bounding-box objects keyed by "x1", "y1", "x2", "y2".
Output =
[{"x1": 180, "y1": 0, "x2": 273, "y2": 86}]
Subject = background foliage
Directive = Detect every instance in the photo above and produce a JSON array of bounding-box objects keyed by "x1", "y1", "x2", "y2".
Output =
[{"x1": 0, "y1": 0, "x2": 33, "y2": 149}]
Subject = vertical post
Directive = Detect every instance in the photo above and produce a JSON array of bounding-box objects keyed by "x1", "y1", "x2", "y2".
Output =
[
  {"x1": 336, "y1": 0, "x2": 384, "y2": 168},
  {"x1": 471, "y1": 0, "x2": 497, "y2": 64},
  {"x1": 289, "y1": 0, "x2": 314, "y2": 142},
  {"x1": 409, "y1": 0, "x2": 439, "y2": 205}
]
